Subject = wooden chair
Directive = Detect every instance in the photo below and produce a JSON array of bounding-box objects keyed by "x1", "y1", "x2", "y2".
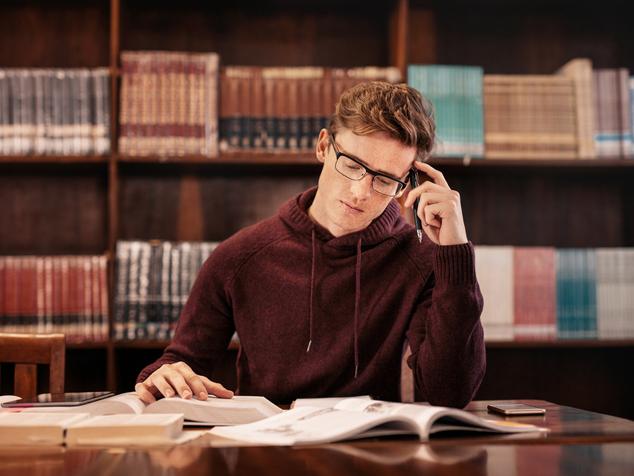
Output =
[
  {"x1": 0, "y1": 333, "x2": 65, "y2": 399},
  {"x1": 400, "y1": 342, "x2": 414, "y2": 403}
]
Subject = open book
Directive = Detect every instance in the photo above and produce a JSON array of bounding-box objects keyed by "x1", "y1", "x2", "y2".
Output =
[
  {"x1": 210, "y1": 398, "x2": 548, "y2": 445},
  {"x1": 6, "y1": 392, "x2": 282, "y2": 426}
]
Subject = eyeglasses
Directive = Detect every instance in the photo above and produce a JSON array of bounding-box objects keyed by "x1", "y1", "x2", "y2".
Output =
[{"x1": 329, "y1": 135, "x2": 408, "y2": 197}]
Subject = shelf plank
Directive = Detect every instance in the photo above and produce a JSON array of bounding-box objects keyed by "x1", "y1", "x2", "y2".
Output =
[
  {"x1": 1, "y1": 153, "x2": 632, "y2": 168},
  {"x1": 428, "y1": 157, "x2": 634, "y2": 168},
  {"x1": 0, "y1": 155, "x2": 109, "y2": 164},
  {"x1": 105, "y1": 339, "x2": 634, "y2": 350},
  {"x1": 486, "y1": 340, "x2": 634, "y2": 348},
  {"x1": 117, "y1": 152, "x2": 634, "y2": 168},
  {"x1": 113, "y1": 339, "x2": 240, "y2": 350},
  {"x1": 117, "y1": 152, "x2": 319, "y2": 165},
  {"x1": 67, "y1": 342, "x2": 109, "y2": 350}
]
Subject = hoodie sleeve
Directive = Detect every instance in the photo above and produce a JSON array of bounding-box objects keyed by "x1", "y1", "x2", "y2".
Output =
[
  {"x1": 406, "y1": 242, "x2": 486, "y2": 408},
  {"x1": 136, "y1": 248, "x2": 235, "y2": 384}
]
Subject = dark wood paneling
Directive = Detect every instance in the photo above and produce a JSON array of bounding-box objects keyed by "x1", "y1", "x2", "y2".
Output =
[
  {"x1": 443, "y1": 166, "x2": 634, "y2": 247},
  {"x1": 0, "y1": 165, "x2": 108, "y2": 255},
  {"x1": 431, "y1": 3, "x2": 634, "y2": 73},
  {"x1": 118, "y1": 167, "x2": 317, "y2": 242},
  {"x1": 120, "y1": 0, "x2": 390, "y2": 67},
  {"x1": 64, "y1": 348, "x2": 108, "y2": 391},
  {"x1": 476, "y1": 346, "x2": 634, "y2": 420},
  {"x1": 0, "y1": 0, "x2": 109, "y2": 67},
  {"x1": 1, "y1": 348, "x2": 107, "y2": 394}
]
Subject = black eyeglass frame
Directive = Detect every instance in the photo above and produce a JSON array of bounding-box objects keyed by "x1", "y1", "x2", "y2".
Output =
[{"x1": 329, "y1": 134, "x2": 409, "y2": 197}]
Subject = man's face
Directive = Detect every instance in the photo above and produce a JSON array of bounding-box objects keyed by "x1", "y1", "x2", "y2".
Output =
[{"x1": 309, "y1": 128, "x2": 417, "y2": 237}]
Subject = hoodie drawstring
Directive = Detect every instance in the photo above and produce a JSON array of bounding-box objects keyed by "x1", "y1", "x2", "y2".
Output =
[
  {"x1": 307, "y1": 230, "x2": 363, "y2": 380},
  {"x1": 307, "y1": 228, "x2": 316, "y2": 352},
  {"x1": 353, "y1": 237, "x2": 362, "y2": 378}
]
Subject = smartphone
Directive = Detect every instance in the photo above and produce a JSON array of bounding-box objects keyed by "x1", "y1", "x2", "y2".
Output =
[
  {"x1": 1, "y1": 391, "x2": 114, "y2": 408},
  {"x1": 487, "y1": 403, "x2": 546, "y2": 416}
]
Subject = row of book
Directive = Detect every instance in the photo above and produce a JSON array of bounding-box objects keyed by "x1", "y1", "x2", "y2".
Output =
[
  {"x1": 0, "y1": 256, "x2": 108, "y2": 342},
  {"x1": 2, "y1": 56, "x2": 633, "y2": 161},
  {"x1": 219, "y1": 66, "x2": 402, "y2": 152},
  {"x1": 408, "y1": 59, "x2": 633, "y2": 160},
  {"x1": 0, "y1": 69, "x2": 110, "y2": 156},
  {"x1": 2, "y1": 244, "x2": 634, "y2": 343},
  {"x1": 114, "y1": 240, "x2": 219, "y2": 341},
  {"x1": 476, "y1": 247, "x2": 634, "y2": 340},
  {"x1": 119, "y1": 51, "x2": 220, "y2": 158}
]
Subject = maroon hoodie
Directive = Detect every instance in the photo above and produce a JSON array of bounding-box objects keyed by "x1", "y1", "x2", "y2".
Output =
[{"x1": 138, "y1": 187, "x2": 485, "y2": 407}]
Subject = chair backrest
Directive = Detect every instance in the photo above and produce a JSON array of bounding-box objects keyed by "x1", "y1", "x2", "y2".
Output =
[
  {"x1": 0, "y1": 333, "x2": 65, "y2": 399},
  {"x1": 400, "y1": 342, "x2": 414, "y2": 403}
]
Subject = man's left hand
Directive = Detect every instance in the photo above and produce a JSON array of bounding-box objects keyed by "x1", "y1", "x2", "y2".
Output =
[{"x1": 403, "y1": 161, "x2": 468, "y2": 246}]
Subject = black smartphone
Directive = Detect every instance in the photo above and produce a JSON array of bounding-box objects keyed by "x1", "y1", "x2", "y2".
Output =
[
  {"x1": 1, "y1": 391, "x2": 114, "y2": 408},
  {"x1": 487, "y1": 403, "x2": 546, "y2": 416}
]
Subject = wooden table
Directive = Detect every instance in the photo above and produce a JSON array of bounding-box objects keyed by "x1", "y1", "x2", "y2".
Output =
[{"x1": 1, "y1": 400, "x2": 633, "y2": 475}]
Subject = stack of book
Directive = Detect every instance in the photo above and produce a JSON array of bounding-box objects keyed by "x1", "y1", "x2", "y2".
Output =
[
  {"x1": 407, "y1": 58, "x2": 634, "y2": 160},
  {"x1": 593, "y1": 68, "x2": 632, "y2": 158},
  {"x1": 219, "y1": 66, "x2": 401, "y2": 153},
  {"x1": 114, "y1": 240, "x2": 219, "y2": 341},
  {"x1": 0, "y1": 68, "x2": 110, "y2": 156},
  {"x1": 118, "y1": 51, "x2": 220, "y2": 158},
  {"x1": 407, "y1": 65, "x2": 484, "y2": 158},
  {"x1": 0, "y1": 255, "x2": 108, "y2": 342},
  {"x1": 475, "y1": 246, "x2": 634, "y2": 341}
]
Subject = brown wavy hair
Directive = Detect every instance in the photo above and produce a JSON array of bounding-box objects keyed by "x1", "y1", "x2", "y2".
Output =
[{"x1": 329, "y1": 81, "x2": 436, "y2": 162}]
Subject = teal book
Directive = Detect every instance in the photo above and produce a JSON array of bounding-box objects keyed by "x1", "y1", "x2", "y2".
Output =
[
  {"x1": 407, "y1": 65, "x2": 484, "y2": 158},
  {"x1": 556, "y1": 249, "x2": 597, "y2": 339}
]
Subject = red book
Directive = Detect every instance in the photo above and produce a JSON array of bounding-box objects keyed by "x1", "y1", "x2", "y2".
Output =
[{"x1": 513, "y1": 247, "x2": 557, "y2": 341}]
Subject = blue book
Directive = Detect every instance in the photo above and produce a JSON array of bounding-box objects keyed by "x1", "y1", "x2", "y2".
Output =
[
  {"x1": 556, "y1": 249, "x2": 597, "y2": 339},
  {"x1": 407, "y1": 65, "x2": 484, "y2": 158}
]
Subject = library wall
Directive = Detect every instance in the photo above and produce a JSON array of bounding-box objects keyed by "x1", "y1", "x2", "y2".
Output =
[{"x1": 1, "y1": 0, "x2": 633, "y2": 418}]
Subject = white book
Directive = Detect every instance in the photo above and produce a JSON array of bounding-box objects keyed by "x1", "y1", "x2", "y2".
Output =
[
  {"x1": 65, "y1": 413, "x2": 188, "y2": 446},
  {"x1": 475, "y1": 246, "x2": 514, "y2": 341},
  {"x1": 210, "y1": 398, "x2": 547, "y2": 446},
  {"x1": 0, "y1": 412, "x2": 89, "y2": 446},
  {"x1": 19, "y1": 392, "x2": 283, "y2": 426}
]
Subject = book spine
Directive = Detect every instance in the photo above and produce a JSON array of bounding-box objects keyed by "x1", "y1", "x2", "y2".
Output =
[
  {"x1": 114, "y1": 242, "x2": 130, "y2": 341},
  {"x1": 127, "y1": 242, "x2": 141, "y2": 340},
  {"x1": 137, "y1": 242, "x2": 151, "y2": 339},
  {"x1": 160, "y1": 241, "x2": 172, "y2": 341}
]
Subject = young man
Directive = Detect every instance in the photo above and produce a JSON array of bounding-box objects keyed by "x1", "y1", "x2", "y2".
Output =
[{"x1": 136, "y1": 82, "x2": 485, "y2": 407}]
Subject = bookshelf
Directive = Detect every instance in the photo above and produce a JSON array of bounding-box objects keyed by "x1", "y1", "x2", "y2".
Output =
[{"x1": 1, "y1": 0, "x2": 633, "y2": 418}]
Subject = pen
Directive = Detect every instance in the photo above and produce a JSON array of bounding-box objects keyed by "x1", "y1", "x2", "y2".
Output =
[{"x1": 408, "y1": 169, "x2": 423, "y2": 243}]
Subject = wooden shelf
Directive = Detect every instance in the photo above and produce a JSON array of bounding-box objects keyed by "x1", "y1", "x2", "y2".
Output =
[
  {"x1": 113, "y1": 340, "x2": 168, "y2": 349},
  {"x1": 0, "y1": 152, "x2": 631, "y2": 169},
  {"x1": 117, "y1": 152, "x2": 319, "y2": 165},
  {"x1": 428, "y1": 157, "x2": 634, "y2": 169},
  {"x1": 0, "y1": 155, "x2": 109, "y2": 165},
  {"x1": 67, "y1": 342, "x2": 109, "y2": 350},
  {"x1": 113, "y1": 339, "x2": 240, "y2": 350},
  {"x1": 115, "y1": 153, "x2": 634, "y2": 168},
  {"x1": 99, "y1": 339, "x2": 634, "y2": 350},
  {"x1": 486, "y1": 340, "x2": 634, "y2": 348}
]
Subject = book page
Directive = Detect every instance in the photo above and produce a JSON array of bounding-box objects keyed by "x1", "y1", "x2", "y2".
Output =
[
  {"x1": 333, "y1": 399, "x2": 546, "y2": 437},
  {"x1": 209, "y1": 407, "x2": 419, "y2": 445},
  {"x1": 292, "y1": 395, "x2": 371, "y2": 409}
]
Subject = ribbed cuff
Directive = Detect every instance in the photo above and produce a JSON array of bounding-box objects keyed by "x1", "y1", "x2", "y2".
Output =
[{"x1": 434, "y1": 242, "x2": 476, "y2": 285}]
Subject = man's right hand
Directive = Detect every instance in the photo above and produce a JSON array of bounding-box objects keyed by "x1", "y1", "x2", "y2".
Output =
[{"x1": 134, "y1": 361, "x2": 234, "y2": 404}]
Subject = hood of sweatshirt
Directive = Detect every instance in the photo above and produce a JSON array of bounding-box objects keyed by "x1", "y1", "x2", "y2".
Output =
[{"x1": 278, "y1": 186, "x2": 410, "y2": 378}]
